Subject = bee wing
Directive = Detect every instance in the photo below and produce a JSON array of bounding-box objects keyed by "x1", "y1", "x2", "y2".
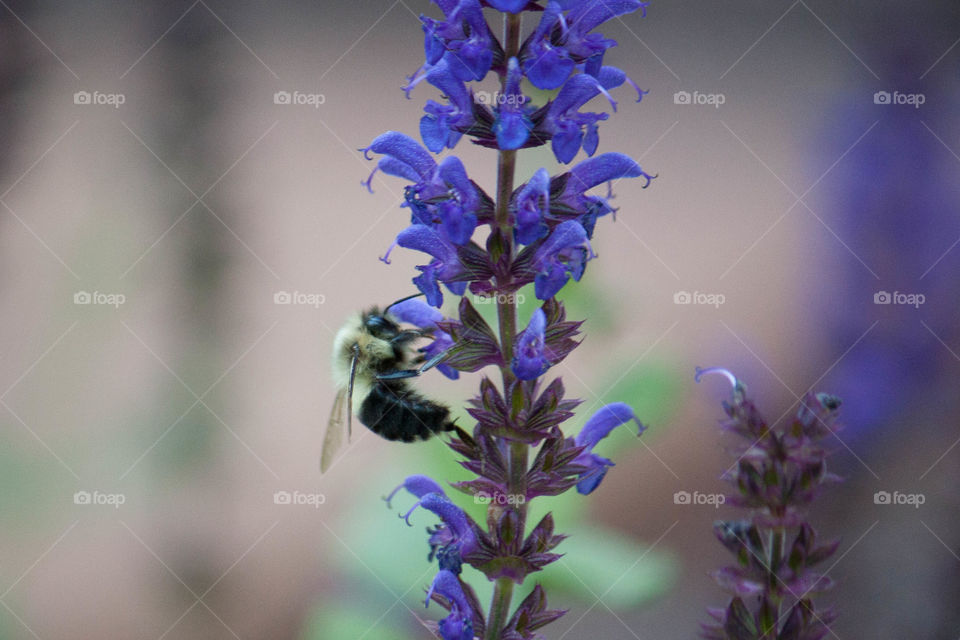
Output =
[
  {"x1": 320, "y1": 344, "x2": 359, "y2": 474},
  {"x1": 321, "y1": 387, "x2": 348, "y2": 473}
]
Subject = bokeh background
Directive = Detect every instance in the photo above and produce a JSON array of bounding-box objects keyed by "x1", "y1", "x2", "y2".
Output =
[{"x1": 0, "y1": 1, "x2": 958, "y2": 638}]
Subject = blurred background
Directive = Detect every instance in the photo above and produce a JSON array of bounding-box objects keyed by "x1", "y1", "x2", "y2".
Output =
[{"x1": 0, "y1": 0, "x2": 957, "y2": 638}]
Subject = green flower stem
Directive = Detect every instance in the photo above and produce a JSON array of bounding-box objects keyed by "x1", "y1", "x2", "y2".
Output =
[{"x1": 485, "y1": 11, "x2": 524, "y2": 640}]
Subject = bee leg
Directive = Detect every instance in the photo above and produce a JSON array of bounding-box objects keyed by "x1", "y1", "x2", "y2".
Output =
[
  {"x1": 416, "y1": 349, "x2": 450, "y2": 374},
  {"x1": 375, "y1": 368, "x2": 422, "y2": 380},
  {"x1": 374, "y1": 348, "x2": 451, "y2": 381},
  {"x1": 391, "y1": 330, "x2": 428, "y2": 346}
]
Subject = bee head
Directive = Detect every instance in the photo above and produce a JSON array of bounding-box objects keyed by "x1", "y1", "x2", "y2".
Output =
[{"x1": 363, "y1": 309, "x2": 400, "y2": 341}]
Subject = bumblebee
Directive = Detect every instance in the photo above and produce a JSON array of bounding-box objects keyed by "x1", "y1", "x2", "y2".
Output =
[{"x1": 322, "y1": 300, "x2": 454, "y2": 472}]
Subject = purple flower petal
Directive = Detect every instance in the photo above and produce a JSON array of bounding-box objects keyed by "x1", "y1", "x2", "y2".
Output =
[
  {"x1": 514, "y1": 167, "x2": 550, "y2": 245},
  {"x1": 512, "y1": 308, "x2": 551, "y2": 380},
  {"x1": 385, "y1": 474, "x2": 447, "y2": 507},
  {"x1": 426, "y1": 569, "x2": 475, "y2": 640},
  {"x1": 567, "y1": 152, "x2": 651, "y2": 193},
  {"x1": 573, "y1": 402, "x2": 645, "y2": 494},
  {"x1": 363, "y1": 131, "x2": 436, "y2": 180},
  {"x1": 389, "y1": 298, "x2": 444, "y2": 328},
  {"x1": 575, "y1": 402, "x2": 645, "y2": 448},
  {"x1": 531, "y1": 220, "x2": 594, "y2": 300}
]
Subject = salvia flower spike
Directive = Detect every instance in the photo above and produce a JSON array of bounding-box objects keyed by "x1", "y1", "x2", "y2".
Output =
[{"x1": 363, "y1": 3, "x2": 655, "y2": 638}]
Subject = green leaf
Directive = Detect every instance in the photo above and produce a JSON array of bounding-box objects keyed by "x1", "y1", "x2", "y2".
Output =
[
  {"x1": 300, "y1": 600, "x2": 419, "y2": 640},
  {"x1": 536, "y1": 525, "x2": 676, "y2": 609}
]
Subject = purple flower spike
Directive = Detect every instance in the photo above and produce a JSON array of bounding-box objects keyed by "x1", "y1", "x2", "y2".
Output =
[
  {"x1": 531, "y1": 220, "x2": 594, "y2": 300},
  {"x1": 385, "y1": 474, "x2": 447, "y2": 508},
  {"x1": 573, "y1": 402, "x2": 645, "y2": 494},
  {"x1": 512, "y1": 308, "x2": 551, "y2": 381},
  {"x1": 513, "y1": 168, "x2": 550, "y2": 245},
  {"x1": 426, "y1": 569, "x2": 475, "y2": 640}
]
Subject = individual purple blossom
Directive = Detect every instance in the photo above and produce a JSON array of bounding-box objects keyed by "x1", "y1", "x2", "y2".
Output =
[
  {"x1": 512, "y1": 308, "x2": 550, "y2": 380},
  {"x1": 362, "y1": 132, "x2": 483, "y2": 245},
  {"x1": 519, "y1": 0, "x2": 648, "y2": 89},
  {"x1": 402, "y1": 492, "x2": 478, "y2": 570},
  {"x1": 519, "y1": 3, "x2": 573, "y2": 90},
  {"x1": 547, "y1": 65, "x2": 645, "y2": 163},
  {"x1": 564, "y1": 0, "x2": 649, "y2": 75},
  {"x1": 418, "y1": 60, "x2": 474, "y2": 152},
  {"x1": 389, "y1": 298, "x2": 460, "y2": 379},
  {"x1": 384, "y1": 474, "x2": 448, "y2": 508},
  {"x1": 395, "y1": 224, "x2": 469, "y2": 308},
  {"x1": 556, "y1": 152, "x2": 654, "y2": 237},
  {"x1": 572, "y1": 402, "x2": 645, "y2": 494},
  {"x1": 513, "y1": 167, "x2": 550, "y2": 245},
  {"x1": 530, "y1": 220, "x2": 594, "y2": 300},
  {"x1": 426, "y1": 569, "x2": 475, "y2": 640},
  {"x1": 419, "y1": 0, "x2": 496, "y2": 82},
  {"x1": 492, "y1": 57, "x2": 534, "y2": 150}
]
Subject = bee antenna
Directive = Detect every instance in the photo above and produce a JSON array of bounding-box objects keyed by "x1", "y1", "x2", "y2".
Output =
[{"x1": 383, "y1": 292, "x2": 425, "y2": 315}]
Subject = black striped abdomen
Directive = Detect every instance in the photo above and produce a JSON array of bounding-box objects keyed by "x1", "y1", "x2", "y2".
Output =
[{"x1": 358, "y1": 381, "x2": 453, "y2": 441}]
